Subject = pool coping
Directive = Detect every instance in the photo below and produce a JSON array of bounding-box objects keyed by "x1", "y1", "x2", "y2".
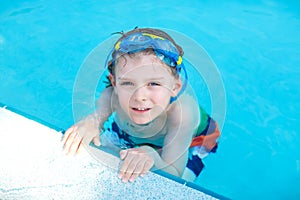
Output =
[{"x1": 0, "y1": 102, "x2": 229, "y2": 200}]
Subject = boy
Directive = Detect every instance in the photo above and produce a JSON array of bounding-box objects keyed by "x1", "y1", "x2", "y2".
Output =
[{"x1": 62, "y1": 28, "x2": 220, "y2": 183}]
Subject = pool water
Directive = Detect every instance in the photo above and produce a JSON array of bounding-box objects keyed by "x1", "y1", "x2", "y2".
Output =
[{"x1": 1, "y1": 0, "x2": 299, "y2": 199}]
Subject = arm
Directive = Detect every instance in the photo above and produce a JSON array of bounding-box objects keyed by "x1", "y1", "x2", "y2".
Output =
[
  {"x1": 160, "y1": 95, "x2": 200, "y2": 176},
  {"x1": 62, "y1": 87, "x2": 114, "y2": 155},
  {"x1": 95, "y1": 86, "x2": 115, "y2": 129}
]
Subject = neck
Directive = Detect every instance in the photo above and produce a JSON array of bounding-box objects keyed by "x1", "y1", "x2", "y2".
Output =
[{"x1": 116, "y1": 110, "x2": 167, "y2": 139}]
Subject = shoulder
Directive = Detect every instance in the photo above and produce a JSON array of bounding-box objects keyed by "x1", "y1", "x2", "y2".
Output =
[
  {"x1": 168, "y1": 94, "x2": 200, "y2": 117},
  {"x1": 167, "y1": 94, "x2": 200, "y2": 130}
]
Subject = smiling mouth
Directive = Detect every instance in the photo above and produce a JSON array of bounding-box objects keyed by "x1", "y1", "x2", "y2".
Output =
[{"x1": 131, "y1": 107, "x2": 151, "y2": 112}]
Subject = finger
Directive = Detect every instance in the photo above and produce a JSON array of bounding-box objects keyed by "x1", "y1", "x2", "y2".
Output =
[
  {"x1": 118, "y1": 149, "x2": 128, "y2": 179},
  {"x1": 63, "y1": 131, "x2": 81, "y2": 155},
  {"x1": 62, "y1": 128, "x2": 77, "y2": 152},
  {"x1": 119, "y1": 150, "x2": 128, "y2": 160},
  {"x1": 77, "y1": 142, "x2": 85, "y2": 154},
  {"x1": 128, "y1": 172, "x2": 139, "y2": 182},
  {"x1": 122, "y1": 155, "x2": 143, "y2": 182},
  {"x1": 121, "y1": 158, "x2": 139, "y2": 183},
  {"x1": 68, "y1": 133, "x2": 83, "y2": 155},
  {"x1": 129, "y1": 161, "x2": 145, "y2": 182},
  {"x1": 92, "y1": 135, "x2": 101, "y2": 146},
  {"x1": 118, "y1": 151, "x2": 134, "y2": 181},
  {"x1": 80, "y1": 129, "x2": 100, "y2": 147},
  {"x1": 61, "y1": 126, "x2": 76, "y2": 144},
  {"x1": 140, "y1": 159, "x2": 154, "y2": 176}
]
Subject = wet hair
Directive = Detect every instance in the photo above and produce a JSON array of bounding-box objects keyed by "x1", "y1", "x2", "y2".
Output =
[{"x1": 106, "y1": 28, "x2": 184, "y2": 86}]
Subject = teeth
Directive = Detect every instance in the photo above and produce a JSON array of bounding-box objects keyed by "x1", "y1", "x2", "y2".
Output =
[{"x1": 136, "y1": 108, "x2": 146, "y2": 111}]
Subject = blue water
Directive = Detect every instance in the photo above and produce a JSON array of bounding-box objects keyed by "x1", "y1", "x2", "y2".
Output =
[{"x1": 1, "y1": 0, "x2": 299, "y2": 199}]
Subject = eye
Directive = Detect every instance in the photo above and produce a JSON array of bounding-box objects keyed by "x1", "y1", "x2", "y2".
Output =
[{"x1": 148, "y1": 82, "x2": 161, "y2": 87}]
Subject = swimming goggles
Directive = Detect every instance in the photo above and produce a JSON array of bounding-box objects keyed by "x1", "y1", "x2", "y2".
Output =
[{"x1": 105, "y1": 32, "x2": 188, "y2": 102}]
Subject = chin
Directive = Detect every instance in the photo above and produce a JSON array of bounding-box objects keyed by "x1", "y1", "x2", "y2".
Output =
[{"x1": 131, "y1": 117, "x2": 152, "y2": 125}]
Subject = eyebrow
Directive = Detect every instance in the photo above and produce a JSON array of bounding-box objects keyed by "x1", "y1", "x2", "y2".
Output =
[
  {"x1": 118, "y1": 77, "x2": 165, "y2": 81},
  {"x1": 147, "y1": 77, "x2": 165, "y2": 81},
  {"x1": 118, "y1": 77, "x2": 129, "y2": 80}
]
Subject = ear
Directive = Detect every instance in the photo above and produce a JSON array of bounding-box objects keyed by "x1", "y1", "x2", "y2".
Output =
[
  {"x1": 171, "y1": 78, "x2": 183, "y2": 97},
  {"x1": 109, "y1": 74, "x2": 116, "y2": 87}
]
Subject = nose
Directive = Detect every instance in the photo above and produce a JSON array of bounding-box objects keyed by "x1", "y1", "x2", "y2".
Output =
[{"x1": 132, "y1": 86, "x2": 148, "y2": 102}]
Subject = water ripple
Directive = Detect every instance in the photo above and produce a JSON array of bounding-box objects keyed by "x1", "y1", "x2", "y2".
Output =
[{"x1": 8, "y1": 7, "x2": 36, "y2": 17}]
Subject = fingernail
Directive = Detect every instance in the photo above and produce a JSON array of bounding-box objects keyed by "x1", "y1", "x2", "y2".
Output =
[
  {"x1": 129, "y1": 178, "x2": 134, "y2": 182},
  {"x1": 120, "y1": 150, "x2": 127, "y2": 159},
  {"x1": 120, "y1": 152, "x2": 124, "y2": 159}
]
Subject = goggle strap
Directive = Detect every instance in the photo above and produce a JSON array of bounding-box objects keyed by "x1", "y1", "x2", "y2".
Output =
[
  {"x1": 170, "y1": 62, "x2": 188, "y2": 103},
  {"x1": 104, "y1": 48, "x2": 116, "y2": 69},
  {"x1": 142, "y1": 33, "x2": 165, "y2": 40}
]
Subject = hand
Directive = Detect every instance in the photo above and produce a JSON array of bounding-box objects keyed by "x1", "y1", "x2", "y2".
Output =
[
  {"x1": 61, "y1": 119, "x2": 101, "y2": 155},
  {"x1": 118, "y1": 147, "x2": 154, "y2": 183}
]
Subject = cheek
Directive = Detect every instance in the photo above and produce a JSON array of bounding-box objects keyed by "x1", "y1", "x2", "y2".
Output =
[
  {"x1": 116, "y1": 89, "x2": 132, "y2": 106},
  {"x1": 151, "y1": 89, "x2": 172, "y2": 105}
]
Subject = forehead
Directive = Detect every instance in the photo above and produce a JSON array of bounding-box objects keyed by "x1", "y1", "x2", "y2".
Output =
[{"x1": 115, "y1": 53, "x2": 172, "y2": 77}]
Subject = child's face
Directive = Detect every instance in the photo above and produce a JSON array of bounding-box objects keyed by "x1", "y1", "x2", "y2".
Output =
[{"x1": 111, "y1": 53, "x2": 182, "y2": 125}]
